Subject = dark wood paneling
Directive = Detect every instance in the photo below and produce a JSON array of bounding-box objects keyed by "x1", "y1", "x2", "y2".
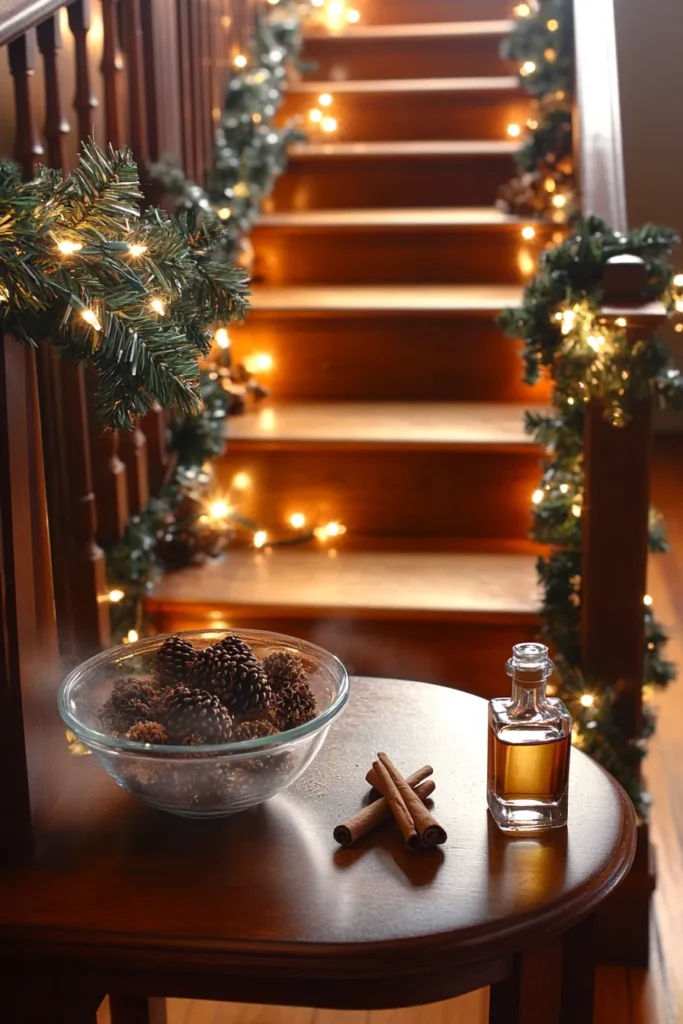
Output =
[
  {"x1": 119, "y1": 417, "x2": 150, "y2": 515},
  {"x1": 120, "y1": 0, "x2": 148, "y2": 163},
  {"x1": 101, "y1": 0, "x2": 125, "y2": 148}
]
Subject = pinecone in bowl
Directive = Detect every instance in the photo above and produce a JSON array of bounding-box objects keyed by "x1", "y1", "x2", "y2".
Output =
[
  {"x1": 191, "y1": 635, "x2": 272, "y2": 716},
  {"x1": 165, "y1": 686, "x2": 233, "y2": 744}
]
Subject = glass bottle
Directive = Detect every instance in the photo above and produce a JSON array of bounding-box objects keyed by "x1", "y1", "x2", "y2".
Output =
[{"x1": 487, "y1": 642, "x2": 571, "y2": 833}]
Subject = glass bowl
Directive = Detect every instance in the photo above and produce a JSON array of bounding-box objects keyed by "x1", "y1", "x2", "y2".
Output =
[{"x1": 58, "y1": 628, "x2": 349, "y2": 818}]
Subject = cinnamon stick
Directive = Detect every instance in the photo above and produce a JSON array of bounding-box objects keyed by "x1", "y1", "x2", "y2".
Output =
[
  {"x1": 378, "y1": 752, "x2": 447, "y2": 848},
  {"x1": 333, "y1": 779, "x2": 436, "y2": 848},
  {"x1": 366, "y1": 763, "x2": 433, "y2": 796},
  {"x1": 371, "y1": 758, "x2": 422, "y2": 851}
]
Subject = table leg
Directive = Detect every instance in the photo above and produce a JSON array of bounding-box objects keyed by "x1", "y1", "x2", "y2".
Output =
[
  {"x1": 489, "y1": 943, "x2": 563, "y2": 1024},
  {"x1": 110, "y1": 996, "x2": 168, "y2": 1024},
  {"x1": 561, "y1": 915, "x2": 596, "y2": 1024}
]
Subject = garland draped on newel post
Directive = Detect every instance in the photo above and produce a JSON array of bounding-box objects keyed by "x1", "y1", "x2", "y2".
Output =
[{"x1": 499, "y1": 3, "x2": 682, "y2": 814}]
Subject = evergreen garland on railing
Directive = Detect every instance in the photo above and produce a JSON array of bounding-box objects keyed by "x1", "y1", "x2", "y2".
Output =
[
  {"x1": 0, "y1": 142, "x2": 248, "y2": 428},
  {"x1": 498, "y1": 0, "x2": 574, "y2": 223},
  {"x1": 499, "y1": 217, "x2": 683, "y2": 814}
]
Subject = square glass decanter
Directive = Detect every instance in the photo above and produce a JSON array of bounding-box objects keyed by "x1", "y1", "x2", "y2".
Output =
[{"x1": 487, "y1": 642, "x2": 571, "y2": 833}]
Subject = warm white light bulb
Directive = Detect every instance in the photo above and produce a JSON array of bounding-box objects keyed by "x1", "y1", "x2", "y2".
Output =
[
  {"x1": 321, "y1": 117, "x2": 338, "y2": 133},
  {"x1": 580, "y1": 694, "x2": 594, "y2": 708},
  {"x1": 82, "y1": 309, "x2": 102, "y2": 331},
  {"x1": 346, "y1": 8, "x2": 360, "y2": 22},
  {"x1": 674, "y1": 273, "x2": 683, "y2": 287},
  {"x1": 545, "y1": 178, "x2": 557, "y2": 193},
  {"x1": 128, "y1": 243, "x2": 148, "y2": 257},
  {"x1": 520, "y1": 60, "x2": 537, "y2": 75},
  {"x1": 290, "y1": 513, "x2": 306, "y2": 529},
  {"x1": 217, "y1": 207, "x2": 232, "y2": 221},
  {"x1": 309, "y1": 108, "x2": 323, "y2": 123},
  {"x1": 532, "y1": 489, "x2": 544, "y2": 505},
  {"x1": 643, "y1": 594, "x2": 653, "y2": 606},
  {"x1": 150, "y1": 297, "x2": 165, "y2": 315},
  {"x1": 571, "y1": 503, "x2": 582, "y2": 517},
  {"x1": 58, "y1": 240, "x2": 83, "y2": 255},
  {"x1": 514, "y1": 2, "x2": 531, "y2": 15},
  {"x1": 547, "y1": 18, "x2": 559, "y2": 30},
  {"x1": 559, "y1": 483, "x2": 569, "y2": 494},
  {"x1": 318, "y1": 93, "x2": 333, "y2": 107},
  {"x1": 234, "y1": 53, "x2": 247, "y2": 68},
  {"x1": 108, "y1": 589, "x2": 125, "y2": 603},
  {"x1": 245, "y1": 353, "x2": 273, "y2": 373},
  {"x1": 521, "y1": 225, "x2": 536, "y2": 241},
  {"x1": 126, "y1": 629, "x2": 139, "y2": 643},
  {"x1": 254, "y1": 530, "x2": 267, "y2": 548},
  {"x1": 507, "y1": 123, "x2": 522, "y2": 138},
  {"x1": 215, "y1": 327, "x2": 230, "y2": 349},
  {"x1": 209, "y1": 500, "x2": 230, "y2": 520},
  {"x1": 551, "y1": 194, "x2": 566, "y2": 209},
  {"x1": 325, "y1": 521, "x2": 345, "y2": 537},
  {"x1": 615, "y1": 317, "x2": 627, "y2": 328},
  {"x1": 232, "y1": 472, "x2": 251, "y2": 490}
]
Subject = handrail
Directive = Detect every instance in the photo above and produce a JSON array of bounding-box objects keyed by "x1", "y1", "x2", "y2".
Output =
[
  {"x1": 573, "y1": 0, "x2": 627, "y2": 231},
  {"x1": 0, "y1": 0, "x2": 65, "y2": 47}
]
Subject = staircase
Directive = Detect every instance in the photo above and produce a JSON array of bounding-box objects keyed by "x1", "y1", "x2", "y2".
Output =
[{"x1": 146, "y1": 0, "x2": 551, "y2": 700}]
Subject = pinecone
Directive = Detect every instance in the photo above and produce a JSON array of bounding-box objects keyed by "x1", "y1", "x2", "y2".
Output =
[
  {"x1": 125, "y1": 721, "x2": 169, "y2": 745},
  {"x1": 154, "y1": 635, "x2": 196, "y2": 688},
  {"x1": 232, "y1": 718, "x2": 280, "y2": 742},
  {"x1": 272, "y1": 682, "x2": 317, "y2": 732},
  {"x1": 191, "y1": 635, "x2": 272, "y2": 716},
  {"x1": 164, "y1": 686, "x2": 233, "y2": 744},
  {"x1": 262, "y1": 651, "x2": 308, "y2": 693},
  {"x1": 100, "y1": 677, "x2": 159, "y2": 734}
]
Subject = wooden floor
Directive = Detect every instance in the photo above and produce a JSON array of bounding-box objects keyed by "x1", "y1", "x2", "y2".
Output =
[{"x1": 100, "y1": 440, "x2": 683, "y2": 1024}]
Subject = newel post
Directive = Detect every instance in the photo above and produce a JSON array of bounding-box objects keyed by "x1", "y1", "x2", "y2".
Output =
[
  {"x1": 583, "y1": 256, "x2": 668, "y2": 966},
  {"x1": 580, "y1": 257, "x2": 667, "y2": 736}
]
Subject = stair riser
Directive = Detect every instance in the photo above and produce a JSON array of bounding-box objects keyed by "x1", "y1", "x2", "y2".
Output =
[
  {"x1": 251, "y1": 226, "x2": 544, "y2": 286},
  {"x1": 303, "y1": 34, "x2": 513, "y2": 81},
  {"x1": 355, "y1": 1, "x2": 514, "y2": 24},
  {"x1": 233, "y1": 314, "x2": 551, "y2": 404},
  {"x1": 271, "y1": 153, "x2": 517, "y2": 210},
  {"x1": 215, "y1": 447, "x2": 540, "y2": 540},
  {"x1": 282, "y1": 89, "x2": 529, "y2": 142},
  {"x1": 145, "y1": 608, "x2": 539, "y2": 700}
]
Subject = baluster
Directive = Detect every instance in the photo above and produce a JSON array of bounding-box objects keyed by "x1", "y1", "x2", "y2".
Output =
[
  {"x1": 68, "y1": 0, "x2": 99, "y2": 145},
  {"x1": 101, "y1": 0, "x2": 125, "y2": 148},
  {"x1": 37, "y1": 16, "x2": 71, "y2": 171},
  {"x1": 120, "y1": 0, "x2": 149, "y2": 164},
  {"x1": 119, "y1": 417, "x2": 150, "y2": 514},
  {"x1": 88, "y1": 419, "x2": 130, "y2": 545},
  {"x1": 139, "y1": 0, "x2": 183, "y2": 164},
  {"x1": 189, "y1": 0, "x2": 205, "y2": 182},
  {"x1": 199, "y1": 0, "x2": 214, "y2": 179},
  {"x1": 8, "y1": 30, "x2": 44, "y2": 179},
  {"x1": 59, "y1": 361, "x2": 112, "y2": 652},
  {"x1": 176, "y1": 0, "x2": 196, "y2": 180},
  {"x1": 141, "y1": 404, "x2": 176, "y2": 494}
]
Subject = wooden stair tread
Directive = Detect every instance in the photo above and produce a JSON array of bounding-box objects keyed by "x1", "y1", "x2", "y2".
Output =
[
  {"x1": 290, "y1": 75, "x2": 520, "y2": 95},
  {"x1": 288, "y1": 139, "x2": 520, "y2": 159},
  {"x1": 304, "y1": 19, "x2": 513, "y2": 41},
  {"x1": 257, "y1": 207, "x2": 521, "y2": 229},
  {"x1": 148, "y1": 549, "x2": 540, "y2": 619},
  {"x1": 250, "y1": 283, "x2": 523, "y2": 313},
  {"x1": 225, "y1": 402, "x2": 540, "y2": 448}
]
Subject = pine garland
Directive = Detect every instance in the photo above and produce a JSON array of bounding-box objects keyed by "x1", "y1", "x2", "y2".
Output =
[
  {"x1": 149, "y1": 0, "x2": 308, "y2": 261},
  {"x1": 0, "y1": 142, "x2": 248, "y2": 428},
  {"x1": 498, "y1": 0, "x2": 574, "y2": 222},
  {"x1": 499, "y1": 218, "x2": 683, "y2": 813}
]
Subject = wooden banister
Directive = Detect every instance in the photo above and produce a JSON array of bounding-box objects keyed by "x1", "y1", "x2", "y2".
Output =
[
  {"x1": 573, "y1": 0, "x2": 627, "y2": 229},
  {"x1": 0, "y1": 0, "x2": 63, "y2": 48}
]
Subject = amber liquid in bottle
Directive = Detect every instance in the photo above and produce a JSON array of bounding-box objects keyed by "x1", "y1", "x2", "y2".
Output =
[
  {"x1": 487, "y1": 642, "x2": 571, "y2": 832},
  {"x1": 488, "y1": 728, "x2": 571, "y2": 804}
]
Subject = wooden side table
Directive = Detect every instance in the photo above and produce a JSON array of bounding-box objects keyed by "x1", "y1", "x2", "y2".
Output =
[{"x1": 0, "y1": 678, "x2": 636, "y2": 1024}]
